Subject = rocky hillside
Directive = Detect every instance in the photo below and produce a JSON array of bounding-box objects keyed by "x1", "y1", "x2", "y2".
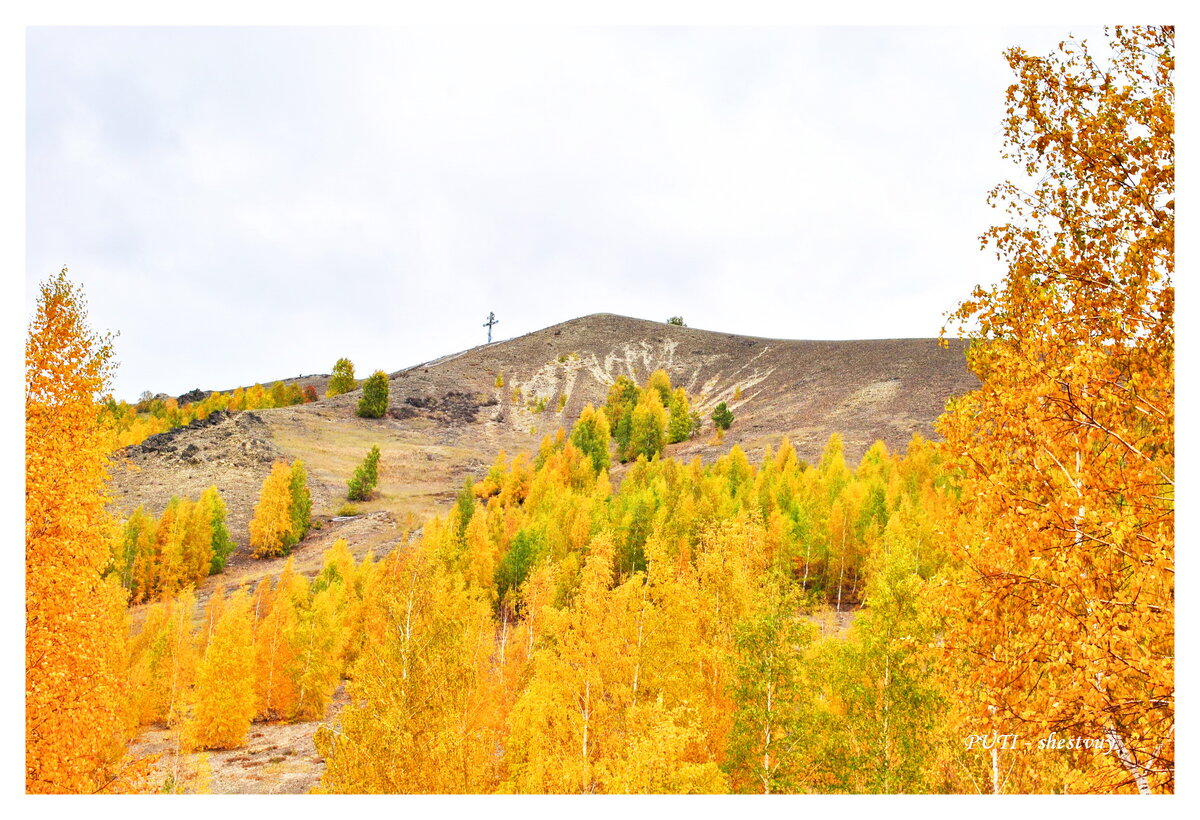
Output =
[
  {"x1": 380, "y1": 313, "x2": 976, "y2": 465},
  {"x1": 112, "y1": 313, "x2": 977, "y2": 549}
]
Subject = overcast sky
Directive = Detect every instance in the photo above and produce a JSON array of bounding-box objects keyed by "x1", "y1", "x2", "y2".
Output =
[{"x1": 26, "y1": 25, "x2": 1106, "y2": 402}]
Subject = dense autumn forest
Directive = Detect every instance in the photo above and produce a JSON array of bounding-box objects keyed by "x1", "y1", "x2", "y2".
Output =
[{"x1": 25, "y1": 27, "x2": 1172, "y2": 795}]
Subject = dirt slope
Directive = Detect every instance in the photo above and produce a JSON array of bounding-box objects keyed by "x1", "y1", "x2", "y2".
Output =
[{"x1": 389, "y1": 312, "x2": 976, "y2": 465}]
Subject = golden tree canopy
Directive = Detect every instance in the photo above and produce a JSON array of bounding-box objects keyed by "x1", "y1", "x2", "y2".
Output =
[{"x1": 939, "y1": 26, "x2": 1173, "y2": 794}]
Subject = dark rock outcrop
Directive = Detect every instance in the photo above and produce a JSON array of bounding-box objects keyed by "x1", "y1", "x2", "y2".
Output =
[{"x1": 178, "y1": 388, "x2": 212, "y2": 405}]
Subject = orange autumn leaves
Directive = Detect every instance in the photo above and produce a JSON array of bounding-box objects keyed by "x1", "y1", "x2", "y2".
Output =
[
  {"x1": 126, "y1": 541, "x2": 373, "y2": 752},
  {"x1": 24, "y1": 269, "x2": 321, "y2": 791},
  {"x1": 114, "y1": 486, "x2": 234, "y2": 603},
  {"x1": 939, "y1": 26, "x2": 1174, "y2": 793},
  {"x1": 314, "y1": 429, "x2": 961, "y2": 794},
  {"x1": 26, "y1": 269, "x2": 134, "y2": 793},
  {"x1": 249, "y1": 459, "x2": 312, "y2": 558}
]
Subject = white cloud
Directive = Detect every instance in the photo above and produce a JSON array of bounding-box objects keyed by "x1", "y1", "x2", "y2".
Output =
[{"x1": 26, "y1": 25, "x2": 1104, "y2": 400}]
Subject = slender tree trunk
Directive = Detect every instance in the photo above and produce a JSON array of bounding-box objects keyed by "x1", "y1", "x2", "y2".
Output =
[
  {"x1": 498, "y1": 608, "x2": 509, "y2": 687},
  {"x1": 836, "y1": 553, "x2": 845, "y2": 612},
  {"x1": 402, "y1": 569, "x2": 417, "y2": 683},
  {"x1": 527, "y1": 607, "x2": 536, "y2": 659},
  {"x1": 168, "y1": 612, "x2": 187, "y2": 725},
  {"x1": 581, "y1": 680, "x2": 591, "y2": 762},
  {"x1": 265, "y1": 613, "x2": 281, "y2": 717},
  {"x1": 882, "y1": 650, "x2": 891, "y2": 793},
  {"x1": 297, "y1": 620, "x2": 315, "y2": 717},
  {"x1": 631, "y1": 598, "x2": 646, "y2": 706},
  {"x1": 762, "y1": 678, "x2": 774, "y2": 795},
  {"x1": 1105, "y1": 727, "x2": 1151, "y2": 794},
  {"x1": 836, "y1": 515, "x2": 848, "y2": 611}
]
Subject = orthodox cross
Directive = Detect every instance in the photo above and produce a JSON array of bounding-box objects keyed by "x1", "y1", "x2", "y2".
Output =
[{"x1": 483, "y1": 311, "x2": 499, "y2": 344}]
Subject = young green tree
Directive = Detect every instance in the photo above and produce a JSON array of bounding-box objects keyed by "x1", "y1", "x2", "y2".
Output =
[
  {"x1": 569, "y1": 404, "x2": 612, "y2": 474},
  {"x1": 347, "y1": 445, "x2": 381, "y2": 501},
  {"x1": 727, "y1": 580, "x2": 817, "y2": 794},
  {"x1": 357, "y1": 370, "x2": 389, "y2": 418},
  {"x1": 452, "y1": 474, "x2": 477, "y2": 542},
  {"x1": 666, "y1": 387, "x2": 695, "y2": 443},
  {"x1": 199, "y1": 486, "x2": 234, "y2": 573},
  {"x1": 114, "y1": 505, "x2": 155, "y2": 599},
  {"x1": 806, "y1": 542, "x2": 951, "y2": 794},
  {"x1": 494, "y1": 529, "x2": 544, "y2": 613},
  {"x1": 326, "y1": 358, "x2": 357, "y2": 397},
  {"x1": 627, "y1": 389, "x2": 666, "y2": 462},
  {"x1": 605, "y1": 376, "x2": 640, "y2": 458},
  {"x1": 712, "y1": 402, "x2": 733, "y2": 431},
  {"x1": 289, "y1": 459, "x2": 312, "y2": 545}
]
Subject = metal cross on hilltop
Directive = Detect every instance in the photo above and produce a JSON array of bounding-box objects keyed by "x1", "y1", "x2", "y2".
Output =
[{"x1": 483, "y1": 311, "x2": 499, "y2": 344}]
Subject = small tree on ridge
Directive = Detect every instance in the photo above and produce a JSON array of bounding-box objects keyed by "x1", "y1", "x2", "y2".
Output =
[
  {"x1": 327, "y1": 358, "x2": 357, "y2": 397},
  {"x1": 357, "y1": 371, "x2": 389, "y2": 419}
]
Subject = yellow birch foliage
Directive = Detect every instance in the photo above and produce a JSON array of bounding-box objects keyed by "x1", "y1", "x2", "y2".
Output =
[
  {"x1": 254, "y1": 558, "x2": 306, "y2": 720},
  {"x1": 115, "y1": 488, "x2": 227, "y2": 602},
  {"x1": 315, "y1": 547, "x2": 499, "y2": 793},
  {"x1": 153, "y1": 500, "x2": 187, "y2": 598},
  {"x1": 185, "y1": 588, "x2": 258, "y2": 750},
  {"x1": 646, "y1": 369, "x2": 673, "y2": 406},
  {"x1": 26, "y1": 268, "x2": 133, "y2": 793},
  {"x1": 626, "y1": 389, "x2": 666, "y2": 462},
  {"x1": 690, "y1": 514, "x2": 773, "y2": 762},
  {"x1": 180, "y1": 498, "x2": 215, "y2": 586},
  {"x1": 197, "y1": 583, "x2": 227, "y2": 656},
  {"x1": 292, "y1": 582, "x2": 347, "y2": 721},
  {"x1": 249, "y1": 460, "x2": 297, "y2": 557},
  {"x1": 123, "y1": 506, "x2": 158, "y2": 602},
  {"x1": 306, "y1": 430, "x2": 965, "y2": 793},
  {"x1": 939, "y1": 26, "x2": 1174, "y2": 794},
  {"x1": 339, "y1": 547, "x2": 378, "y2": 669},
  {"x1": 503, "y1": 534, "x2": 632, "y2": 793},
  {"x1": 127, "y1": 589, "x2": 199, "y2": 729},
  {"x1": 597, "y1": 700, "x2": 728, "y2": 794}
]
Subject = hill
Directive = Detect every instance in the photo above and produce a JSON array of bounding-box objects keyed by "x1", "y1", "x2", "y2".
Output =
[
  {"x1": 111, "y1": 313, "x2": 977, "y2": 792},
  {"x1": 111, "y1": 313, "x2": 977, "y2": 572},
  {"x1": 384, "y1": 312, "x2": 975, "y2": 464}
]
